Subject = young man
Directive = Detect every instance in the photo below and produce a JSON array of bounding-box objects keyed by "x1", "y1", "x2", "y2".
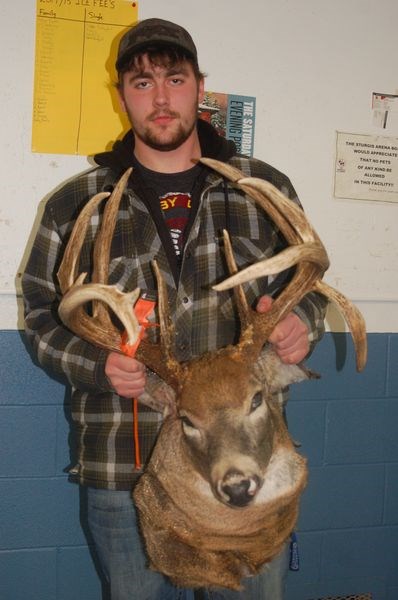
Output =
[{"x1": 22, "y1": 18, "x2": 326, "y2": 600}]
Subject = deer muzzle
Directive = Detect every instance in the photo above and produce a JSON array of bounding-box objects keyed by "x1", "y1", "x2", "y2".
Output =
[
  {"x1": 211, "y1": 453, "x2": 265, "y2": 508},
  {"x1": 218, "y1": 469, "x2": 263, "y2": 507}
]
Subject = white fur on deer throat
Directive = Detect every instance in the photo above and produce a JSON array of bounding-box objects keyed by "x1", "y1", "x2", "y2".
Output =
[{"x1": 255, "y1": 447, "x2": 304, "y2": 504}]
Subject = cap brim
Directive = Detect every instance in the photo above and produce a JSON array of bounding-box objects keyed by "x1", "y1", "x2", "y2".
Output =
[{"x1": 116, "y1": 40, "x2": 197, "y2": 72}]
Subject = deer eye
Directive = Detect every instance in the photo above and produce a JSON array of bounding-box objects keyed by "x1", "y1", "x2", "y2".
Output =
[
  {"x1": 180, "y1": 415, "x2": 196, "y2": 429},
  {"x1": 250, "y1": 392, "x2": 263, "y2": 413}
]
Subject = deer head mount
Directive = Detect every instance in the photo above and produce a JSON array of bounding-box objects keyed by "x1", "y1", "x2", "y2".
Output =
[{"x1": 57, "y1": 160, "x2": 367, "y2": 590}]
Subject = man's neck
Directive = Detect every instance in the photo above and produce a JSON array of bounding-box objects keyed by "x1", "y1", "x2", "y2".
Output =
[{"x1": 133, "y1": 130, "x2": 202, "y2": 174}]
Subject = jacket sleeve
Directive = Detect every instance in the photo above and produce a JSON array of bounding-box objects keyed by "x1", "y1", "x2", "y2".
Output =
[{"x1": 21, "y1": 201, "x2": 113, "y2": 393}]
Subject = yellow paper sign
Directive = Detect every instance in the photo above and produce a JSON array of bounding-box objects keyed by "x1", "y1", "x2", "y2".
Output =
[{"x1": 32, "y1": 0, "x2": 138, "y2": 155}]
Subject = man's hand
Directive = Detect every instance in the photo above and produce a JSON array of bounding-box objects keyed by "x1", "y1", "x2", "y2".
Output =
[
  {"x1": 105, "y1": 352, "x2": 146, "y2": 398},
  {"x1": 256, "y1": 295, "x2": 309, "y2": 364}
]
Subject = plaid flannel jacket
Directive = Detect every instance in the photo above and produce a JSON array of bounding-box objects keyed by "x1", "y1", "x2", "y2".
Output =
[{"x1": 22, "y1": 154, "x2": 327, "y2": 490}]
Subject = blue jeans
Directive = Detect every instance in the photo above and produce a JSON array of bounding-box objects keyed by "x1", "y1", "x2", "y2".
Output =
[{"x1": 86, "y1": 488, "x2": 288, "y2": 600}]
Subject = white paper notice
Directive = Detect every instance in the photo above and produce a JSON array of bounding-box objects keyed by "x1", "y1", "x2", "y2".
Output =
[
  {"x1": 372, "y1": 92, "x2": 398, "y2": 113},
  {"x1": 372, "y1": 93, "x2": 398, "y2": 130},
  {"x1": 334, "y1": 132, "x2": 398, "y2": 203}
]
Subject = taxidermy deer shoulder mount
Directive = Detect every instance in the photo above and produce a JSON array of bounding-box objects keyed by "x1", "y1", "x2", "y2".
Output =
[{"x1": 57, "y1": 160, "x2": 367, "y2": 590}]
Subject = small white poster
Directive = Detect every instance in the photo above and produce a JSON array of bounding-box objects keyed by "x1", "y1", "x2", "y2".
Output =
[
  {"x1": 334, "y1": 132, "x2": 398, "y2": 203},
  {"x1": 372, "y1": 92, "x2": 398, "y2": 129}
]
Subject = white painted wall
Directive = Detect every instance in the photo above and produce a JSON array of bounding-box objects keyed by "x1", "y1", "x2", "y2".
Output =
[{"x1": 1, "y1": 0, "x2": 397, "y2": 331}]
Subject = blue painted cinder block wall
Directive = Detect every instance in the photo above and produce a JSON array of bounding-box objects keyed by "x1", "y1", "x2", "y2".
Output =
[{"x1": 0, "y1": 331, "x2": 397, "y2": 600}]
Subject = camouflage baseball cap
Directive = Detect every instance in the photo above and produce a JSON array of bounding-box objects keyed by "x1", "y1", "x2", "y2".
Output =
[{"x1": 116, "y1": 18, "x2": 198, "y2": 71}]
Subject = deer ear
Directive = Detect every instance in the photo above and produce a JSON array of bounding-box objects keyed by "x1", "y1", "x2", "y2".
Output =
[
  {"x1": 139, "y1": 374, "x2": 177, "y2": 416},
  {"x1": 253, "y1": 345, "x2": 320, "y2": 393}
]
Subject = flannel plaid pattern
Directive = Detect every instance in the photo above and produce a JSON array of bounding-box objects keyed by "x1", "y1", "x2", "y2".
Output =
[{"x1": 22, "y1": 155, "x2": 327, "y2": 490}]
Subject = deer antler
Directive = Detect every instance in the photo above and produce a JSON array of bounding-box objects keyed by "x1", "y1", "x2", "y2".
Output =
[
  {"x1": 57, "y1": 161, "x2": 366, "y2": 380},
  {"x1": 56, "y1": 169, "x2": 184, "y2": 387},
  {"x1": 135, "y1": 260, "x2": 185, "y2": 388},
  {"x1": 200, "y1": 157, "x2": 367, "y2": 372},
  {"x1": 57, "y1": 168, "x2": 141, "y2": 352}
]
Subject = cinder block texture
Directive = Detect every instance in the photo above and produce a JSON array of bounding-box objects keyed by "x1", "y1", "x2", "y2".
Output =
[{"x1": 1, "y1": 331, "x2": 397, "y2": 600}]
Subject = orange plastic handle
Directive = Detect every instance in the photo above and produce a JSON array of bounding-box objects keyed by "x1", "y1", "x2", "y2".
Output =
[
  {"x1": 120, "y1": 297, "x2": 156, "y2": 358},
  {"x1": 119, "y1": 297, "x2": 156, "y2": 472}
]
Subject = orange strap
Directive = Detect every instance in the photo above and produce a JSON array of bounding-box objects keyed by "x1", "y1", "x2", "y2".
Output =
[{"x1": 120, "y1": 297, "x2": 156, "y2": 472}]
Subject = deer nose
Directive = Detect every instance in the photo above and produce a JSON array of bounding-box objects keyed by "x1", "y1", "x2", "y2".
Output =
[{"x1": 220, "y1": 471, "x2": 260, "y2": 507}]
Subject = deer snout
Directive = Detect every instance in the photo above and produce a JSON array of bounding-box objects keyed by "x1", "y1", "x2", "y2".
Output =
[{"x1": 218, "y1": 469, "x2": 262, "y2": 507}]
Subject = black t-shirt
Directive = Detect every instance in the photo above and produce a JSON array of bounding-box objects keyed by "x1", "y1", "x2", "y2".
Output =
[{"x1": 132, "y1": 158, "x2": 203, "y2": 259}]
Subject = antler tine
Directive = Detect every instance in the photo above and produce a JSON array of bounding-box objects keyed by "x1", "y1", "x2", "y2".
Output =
[
  {"x1": 57, "y1": 191, "x2": 110, "y2": 294},
  {"x1": 221, "y1": 230, "x2": 251, "y2": 336},
  {"x1": 315, "y1": 281, "x2": 367, "y2": 371},
  {"x1": 90, "y1": 167, "x2": 133, "y2": 330},
  {"x1": 92, "y1": 168, "x2": 132, "y2": 286},
  {"x1": 59, "y1": 276, "x2": 141, "y2": 351},
  {"x1": 153, "y1": 261, "x2": 184, "y2": 380},
  {"x1": 136, "y1": 260, "x2": 184, "y2": 388},
  {"x1": 214, "y1": 244, "x2": 329, "y2": 292},
  {"x1": 57, "y1": 168, "x2": 141, "y2": 351}
]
